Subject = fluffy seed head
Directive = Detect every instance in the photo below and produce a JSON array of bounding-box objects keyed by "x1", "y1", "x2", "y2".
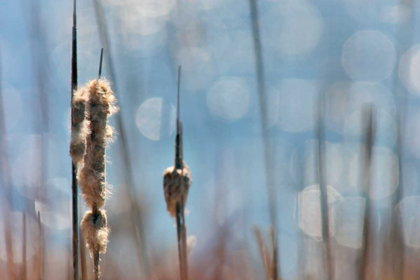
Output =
[
  {"x1": 70, "y1": 87, "x2": 89, "y2": 164},
  {"x1": 78, "y1": 79, "x2": 118, "y2": 208},
  {"x1": 163, "y1": 163, "x2": 192, "y2": 217},
  {"x1": 81, "y1": 209, "x2": 109, "y2": 255}
]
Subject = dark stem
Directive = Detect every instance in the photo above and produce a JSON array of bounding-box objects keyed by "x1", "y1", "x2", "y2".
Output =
[
  {"x1": 92, "y1": 203, "x2": 101, "y2": 280},
  {"x1": 317, "y1": 97, "x2": 333, "y2": 280},
  {"x1": 70, "y1": 0, "x2": 79, "y2": 279},
  {"x1": 71, "y1": 164, "x2": 79, "y2": 280},
  {"x1": 93, "y1": 247, "x2": 100, "y2": 280},
  {"x1": 249, "y1": 0, "x2": 278, "y2": 278},
  {"x1": 79, "y1": 227, "x2": 87, "y2": 280},
  {"x1": 359, "y1": 107, "x2": 374, "y2": 280},
  {"x1": 175, "y1": 66, "x2": 183, "y2": 170},
  {"x1": 98, "y1": 48, "x2": 104, "y2": 80},
  {"x1": 176, "y1": 201, "x2": 188, "y2": 280}
]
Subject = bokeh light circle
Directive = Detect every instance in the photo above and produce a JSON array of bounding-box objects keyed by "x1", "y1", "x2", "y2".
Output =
[
  {"x1": 261, "y1": 1, "x2": 324, "y2": 57},
  {"x1": 397, "y1": 196, "x2": 420, "y2": 248},
  {"x1": 331, "y1": 196, "x2": 365, "y2": 248},
  {"x1": 104, "y1": 0, "x2": 175, "y2": 18},
  {"x1": 136, "y1": 98, "x2": 176, "y2": 141},
  {"x1": 207, "y1": 77, "x2": 250, "y2": 121},
  {"x1": 398, "y1": 45, "x2": 420, "y2": 96},
  {"x1": 298, "y1": 184, "x2": 342, "y2": 239},
  {"x1": 342, "y1": 30, "x2": 396, "y2": 82}
]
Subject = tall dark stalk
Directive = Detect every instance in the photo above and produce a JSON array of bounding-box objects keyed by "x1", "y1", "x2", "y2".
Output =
[
  {"x1": 70, "y1": 1, "x2": 79, "y2": 279},
  {"x1": 249, "y1": 0, "x2": 278, "y2": 279},
  {"x1": 174, "y1": 67, "x2": 188, "y2": 280},
  {"x1": 162, "y1": 66, "x2": 191, "y2": 280},
  {"x1": 359, "y1": 107, "x2": 375, "y2": 280}
]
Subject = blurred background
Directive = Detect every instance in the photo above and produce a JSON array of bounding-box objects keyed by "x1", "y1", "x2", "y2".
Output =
[{"x1": 1, "y1": 0, "x2": 420, "y2": 279}]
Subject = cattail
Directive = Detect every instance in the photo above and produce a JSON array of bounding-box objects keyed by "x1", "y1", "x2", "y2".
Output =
[
  {"x1": 78, "y1": 78, "x2": 118, "y2": 279},
  {"x1": 163, "y1": 66, "x2": 192, "y2": 280},
  {"x1": 70, "y1": 87, "x2": 89, "y2": 165},
  {"x1": 80, "y1": 209, "x2": 109, "y2": 255},
  {"x1": 78, "y1": 79, "x2": 117, "y2": 210},
  {"x1": 163, "y1": 163, "x2": 192, "y2": 217}
]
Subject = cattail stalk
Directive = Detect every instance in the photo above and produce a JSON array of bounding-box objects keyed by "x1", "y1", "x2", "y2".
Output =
[
  {"x1": 163, "y1": 66, "x2": 192, "y2": 280},
  {"x1": 69, "y1": 0, "x2": 79, "y2": 279},
  {"x1": 78, "y1": 75, "x2": 117, "y2": 279},
  {"x1": 80, "y1": 227, "x2": 88, "y2": 280}
]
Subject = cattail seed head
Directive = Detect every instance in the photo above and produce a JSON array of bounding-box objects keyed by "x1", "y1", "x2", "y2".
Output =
[
  {"x1": 163, "y1": 163, "x2": 192, "y2": 217},
  {"x1": 80, "y1": 209, "x2": 109, "y2": 255},
  {"x1": 70, "y1": 87, "x2": 89, "y2": 164},
  {"x1": 78, "y1": 79, "x2": 118, "y2": 209}
]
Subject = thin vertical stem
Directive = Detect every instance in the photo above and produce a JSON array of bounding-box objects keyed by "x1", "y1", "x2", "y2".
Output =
[
  {"x1": 359, "y1": 107, "x2": 374, "y2": 280},
  {"x1": 70, "y1": 0, "x2": 79, "y2": 279},
  {"x1": 318, "y1": 98, "x2": 333, "y2": 280},
  {"x1": 79, "y1": 227, "x2": 87, "y2": 280},
  {"x1": 176, "y1": 203, "x2": 184, "y2": 279},
  {"x1": 174, "y1": 65, "x2": 188, "y2": 280},
  {"x1": 22, "y1": 213, "x2": 27, "y2": 280},
  {"x1": 175, "y1": 66, "x2": 182, "y2": 170},
  {"x1": 249, "y1": 0, "x2": 278, "y2": 278},
  {"x1": 91, "y1": 204, "x2": 101, "y2": 280},
  {"x1": 254, "y1": 226, "x2": 272, "y2": 280},
  {"x1": 37, "y1": 212, "x2": 43, "y2": 280},
  {"x1": 93, "y1": 247, "x2": 100, "y2": 280},
  {"x1": 98, "y1": 48, "x2": 104, "y2": 80},
  {"x1": 176, "y1": 200, "x2": 188, "y2": 280}
]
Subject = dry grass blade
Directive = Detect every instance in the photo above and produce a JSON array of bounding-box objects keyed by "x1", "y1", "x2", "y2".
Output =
[{"x1": 253, "y1": 226, "x2": 272, "y2": 280}]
